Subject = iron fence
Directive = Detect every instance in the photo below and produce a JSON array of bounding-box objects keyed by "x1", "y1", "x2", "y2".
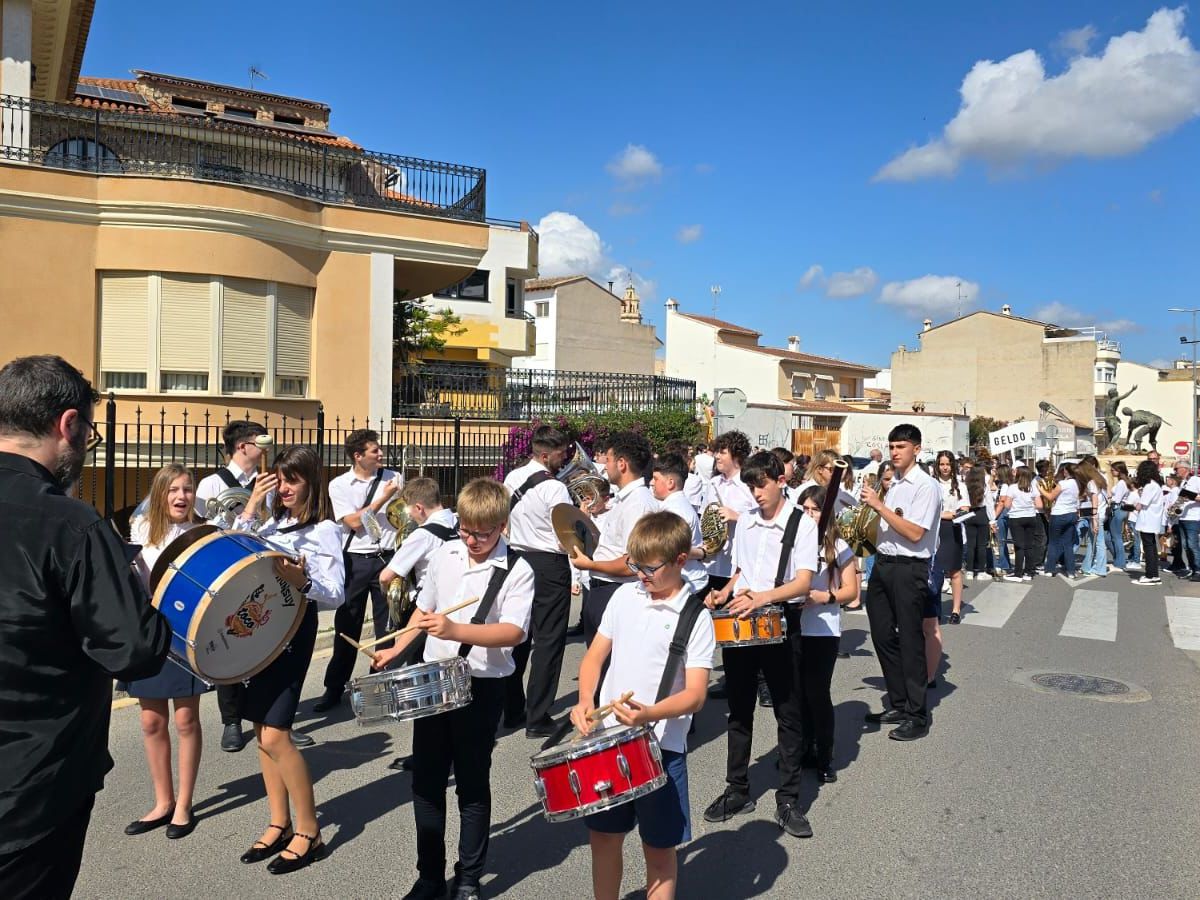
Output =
[
  {"x1": 393, "y1": 363, "x2": 697, "y2": 420},
  {"x1": 0, "y1": 93, "x2": 485, "y2": 220}
]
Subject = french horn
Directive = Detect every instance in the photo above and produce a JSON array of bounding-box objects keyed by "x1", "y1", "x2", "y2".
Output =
[
  {"x1": 557, "y1": 441, "x2": 608, "y2": 509},
  {"x1": 362, "y1": 489, "x2": 409, "y2": 543},
  {"x1": 836, "y1": 468, "x2": 882, "y2": 557},
  {"x1": 699, "y1": 482, "x2": 729, "y2": 557}
]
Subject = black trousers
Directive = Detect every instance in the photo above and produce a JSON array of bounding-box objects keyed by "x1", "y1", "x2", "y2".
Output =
[
  {"x1": 583, "y1": 579, "x2": 623, "y2": 646},
  {"x1": 217, "y1": 682, "x2": 244, "y2": 726},
  {"x1": 0, "y1": 796, "x2": 94, "y2": 900},
  {"x1": 1009, "y1": 516, "x2": 1039, "y2": 578},
  {"x1": 1170, "y1": 523, "x2": 1186, "y2": 569},
  {"x1": 865, "y1": 555, "x2": 929, "y2": 725},
  {"x1": 964, "y1": 508, "x2": 990, "y2": 574},
  {"x1": 1140, "y1": 532, "x2": 1160, "y2": 579},
  {"x1": 323, "y1": 552, "x2": 391, "y2": 693},
  {"x1": 722, "y1": 638, "x2": 803, "y2": 805},
  {"x1": 412, "y1": 677, "x2": 504, "y2": 888},
  {"x1": 1036, "y1": 514, "x2": 1050, "y2": 567},
  {"x1": 796, "y1": 631, "x2": 840, "y2": 766},
  {"x1": 505, "y1": 552, "x2": 571, "y2": 726}
]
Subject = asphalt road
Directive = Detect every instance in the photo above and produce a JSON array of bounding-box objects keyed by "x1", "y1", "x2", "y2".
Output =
[{"x1": 75, "y1": 569, "x2": 1200, "y2": 899}]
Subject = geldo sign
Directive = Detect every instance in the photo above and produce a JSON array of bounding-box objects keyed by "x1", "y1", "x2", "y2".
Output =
[
  {"x1": 988, "y1": 422, "x2": 1036, "y2": 453},
  {"x1": 1175, "y1": 441, "x2": 1191, "y2": 456}
]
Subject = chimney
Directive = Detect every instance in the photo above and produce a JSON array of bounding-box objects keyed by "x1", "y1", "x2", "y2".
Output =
[
  {"x1": 665, "y1": 297, "x2": 679, "y2": 312},
  {"x1": 1001, "y1": 304, "x2": 1012, "y2": 316},
  {"x1": 899, "y1": 344, "x2": 906, "y2": 352},
  {"x1": 607, "y1": 281, "x2": 614, "y2": 294},
  {"x1": 787, "y1": 335, "x2": 800, "y2": 352},
  {"x1": 922, "y1": 318, "x2": 932, "y2": 331}
]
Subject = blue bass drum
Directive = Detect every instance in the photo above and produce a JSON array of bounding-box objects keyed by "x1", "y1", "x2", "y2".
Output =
[{"x1": 152, "y1": 529, "x2": 308, "y2": 684}]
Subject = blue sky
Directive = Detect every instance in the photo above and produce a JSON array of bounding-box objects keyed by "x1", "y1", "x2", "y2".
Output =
[{"x1": 82, "y1": 1, "x2": 1200, "y2": 370}]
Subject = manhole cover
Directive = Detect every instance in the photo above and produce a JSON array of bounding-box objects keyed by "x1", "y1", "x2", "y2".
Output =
[
  {"x1": 1011, "y1": 670, "x2": 1150, "y2": 703},
  {"x1": 1030, "y1": 673, "x2": 1130, "y2": 696}
]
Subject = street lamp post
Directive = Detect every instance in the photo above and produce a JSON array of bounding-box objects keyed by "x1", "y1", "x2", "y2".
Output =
[{"x1": 1168, "y1": 307, "x2": 1200, "y2": 471}]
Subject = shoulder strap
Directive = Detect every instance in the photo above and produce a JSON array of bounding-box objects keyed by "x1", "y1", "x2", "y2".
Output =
[
  {"x1": 216, "y1": 467, "x2": 249, "y2": 490},
  {"x1": 774, "y1": 506, "x2": 805, "y2": 588},
  {"x1": 277, "y1": 520, "x2": 308, "y2": 535},
  {"x1": 344, "y1": 470, "x2": 384, "y2": 552},
  {"x1": 420, "y1": 521, "x2": 459, "y2": 542},
  {"x1": 509, "y1": 470, "x2": 554, "y2": 511},
  {"x1": 457, "y1": 551, "x2": 521, "y2": 658},
  {"x1": 655, "y1": 592, "x2": 707, "y2": 703}
]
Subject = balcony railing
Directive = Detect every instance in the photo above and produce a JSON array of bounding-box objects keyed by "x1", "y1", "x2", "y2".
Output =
[
  {"x1": 0, "y1": 93, "x2": 485, "y2": 221},
  {"x1": 393, "y1": 363, "x2": 697, "y2": 420}
]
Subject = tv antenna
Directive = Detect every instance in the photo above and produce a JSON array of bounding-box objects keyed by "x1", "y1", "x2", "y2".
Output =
[
  {"x1": 249, "y1": 67, "x2": 269, "y2": 90},
  {"x1": 710, "y1": 284, "x2": 721, "y2": 317}
]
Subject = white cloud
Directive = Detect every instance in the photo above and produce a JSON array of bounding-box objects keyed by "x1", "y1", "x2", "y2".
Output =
[
  {"x1": 875, "y1": 8, "x2": 1200, "y2": 181},
  {"x1": 1032, "y1": 301, "x2": 1141, "y2": 333},
  {"x1": 535, "y1": 211, "x2": 656, "y2": 299},
  {"x1": 676, "y1": 224, "x2": 703, "y2": 244},
  {"x1": 1055, "y1": 24, "x2": 1098, "y2": 57},
  {"x1": 796, "y1": 263, "x2": 878, "y2": 298},
  {"x1": 606, "y1": 144, "x2": 663, "y2": 184},
  {"x1": 879, "y1": 275, "x2": 980, "y2": 318}
]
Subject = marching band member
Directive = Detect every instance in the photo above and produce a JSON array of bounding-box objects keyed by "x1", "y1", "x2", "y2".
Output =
[
  {"x1": 372, "y1": 479, "x2": 534, "y2": 900},
  {"x1": 195, "y1": 420, "x2": 270, "y2": 753},
  {"x1": 934, "y1": 451, "x2": 969, "y2": 623},
  {"x1": 313, "y1": 429, "x2": 401, "y2": 714},
  {"x1": 1133, "y1": 460, "x2": 1166, "y2": 586},
  {"x1": 703, "y1": 431, "x2": 757, "y2": 594},
  {"x1": 235, "y1": 447, "x2": 344, "y2": 874},
  {"x1": 572, "y1": 432, "x2": 659, "y2": 645},
  {"x1": 693, "y1": 442, "x2": 715, "y2": 481},
  {"x1": 703, "y1": 451, "x2": 818, "y2": 838},
  {"x1": 571, "y1": 512, "x2": 715, "y2": 900},
  {"x1": 649, "y1": 454, "x2": 709, "y2": 595},
  {"x1": 769, "y1": 447, "x2": 797, "y2": 501},
  {"x1": 120, "y1": 465, "x2": 210, "y2": 841},
  {"x1": 501, "y1": 425, "x2": 575, "y2": 737},
  {"x1": 795, "y1": 449, "x2": 856, "y2": 515},
  {"x1": 862, "y1": 425, "x2": 941, "y2": 742}
]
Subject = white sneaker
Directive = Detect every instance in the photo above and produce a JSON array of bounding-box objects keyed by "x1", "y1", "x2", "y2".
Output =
[
  {"x1": 1021, "y1": 575, "x2": 1032, "y2": 583},
  {"x1": 1132, "y1": 576, "x2": 1162, "y2": 586},
  {"x1": 1124, "y1": 563, "x2": 1141, "y2": 571},
  {"x1": 964, "y1": 572, "x2": 974, "y2": 582},
  {"x1": 1003, "y1": 574, "x2": 1023, "y2": 583},
  {"x1": 942, "y1": 583, "x2": 952, "y2": 594}
]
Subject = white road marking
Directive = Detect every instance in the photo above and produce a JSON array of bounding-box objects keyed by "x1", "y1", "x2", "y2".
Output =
[
  {"x1": 1165, "y1": 595, "x2": 1200, "y2": 651},
  {"x1": 962, "y1": 582, "x2": 1029, "y2": 628},
  {"x1": 1058, "y1": 590, "x2": 1118, "y2": 642}
]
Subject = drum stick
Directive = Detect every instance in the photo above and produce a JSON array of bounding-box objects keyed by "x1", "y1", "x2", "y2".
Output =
[
  {"x1": 570, "y1": 691, "x2": 636, "y2": 742},
  {"x1": 356, "y1": 595, "x2": 481, "y2": 651},
  {"x1": 338, "y1": 632, "x2": 376, "y2": 661}
]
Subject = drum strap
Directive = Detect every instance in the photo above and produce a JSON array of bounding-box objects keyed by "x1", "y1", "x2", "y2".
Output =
[
  {"x1": 655, "y1": 591, "x2": 707, "y2": 703},
  {"x1": 774, "y1": 507, "x2": 805, "y2": 588},
  {"x1": 421, "y1": 521, "x2": 460, "y2": 542},
  {"x1": 510, "y1": 471, "x2": 553, "y2": 510},
  {"x1": 216, "y1": 467, "x2": 256, "y2": 492},
  {"x1": 457, "y1": 551, "x2": 522, "y2": 658},
  {"x1": 344, "y1": 471, "x2": 384, "y2": 552}
]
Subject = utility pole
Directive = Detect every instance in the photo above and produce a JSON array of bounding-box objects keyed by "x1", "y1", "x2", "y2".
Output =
[
  {"x1": 710, "y1": 285, "x2": 722, "y2": 419},
  {"x1": 1169, "y1": 307, "x2": 1200, "y2": 471}
]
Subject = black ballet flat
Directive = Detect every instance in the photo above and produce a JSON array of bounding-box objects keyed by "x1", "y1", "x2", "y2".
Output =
[
  {"x1": 165, "y1": 809, "x2": 196, "y2": 839},
  {"x1": 124, "y1": 805, "x2": 175, "y2": 836},
  {"x1": 267, "y1": 831, "x2": 328, "y2": 875},
  {"x1": 241, "y1": 823, "x2": 292, "y2": 864}
]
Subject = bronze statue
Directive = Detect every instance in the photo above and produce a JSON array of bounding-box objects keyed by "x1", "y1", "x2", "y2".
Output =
[
  {"x1": 1102, "y1": 385, "x2": 1136, "y2": 448},
  {"x1": 1122, "y1": 407, "x2": 1168, "y2": 452}
]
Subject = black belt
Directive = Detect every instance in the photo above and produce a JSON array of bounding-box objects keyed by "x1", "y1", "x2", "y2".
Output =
[
  {"x1": 347, "y1": 549, "x2": 389, "y2": 559},
  {"x1": 875, "y1": 553, "x2": 929, "y2": 564}
]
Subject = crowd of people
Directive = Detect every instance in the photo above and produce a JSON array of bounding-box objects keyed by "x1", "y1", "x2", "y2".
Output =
[{"x1": 2, "y1": 352, "x2": 1194, "y2": 900}]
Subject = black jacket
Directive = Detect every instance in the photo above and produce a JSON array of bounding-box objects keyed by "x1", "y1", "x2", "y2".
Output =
[{"x1": 0, "y1": 452, "x2": 171, "y2": 853}]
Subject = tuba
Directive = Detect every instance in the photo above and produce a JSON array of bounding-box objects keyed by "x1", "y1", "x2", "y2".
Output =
[
  {"x1": 205, "y1": 487, "x2": 252, "y2": 528},
  {"x1": 556, "y1": 442, "x2": 608, "y2": 509}
]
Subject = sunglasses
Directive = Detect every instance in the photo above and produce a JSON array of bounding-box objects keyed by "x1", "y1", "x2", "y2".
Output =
[{"x1": 627, "y1": 560, "x2": 668, "y2": 576}]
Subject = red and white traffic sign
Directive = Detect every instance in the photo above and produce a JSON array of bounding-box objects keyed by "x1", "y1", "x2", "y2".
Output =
[{"x1": 1175, "y1": 441, "x2": 1191, "y2": 456}]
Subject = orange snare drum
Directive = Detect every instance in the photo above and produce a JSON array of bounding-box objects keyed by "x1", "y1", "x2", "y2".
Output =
[{"x1": 711, "y1": 605, "x2": 786, "y2": 647}]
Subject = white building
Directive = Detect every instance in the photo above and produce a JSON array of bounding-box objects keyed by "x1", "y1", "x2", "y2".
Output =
[{"x1": 1112, "y1": 359, "x2": 1197, "y2": 458}]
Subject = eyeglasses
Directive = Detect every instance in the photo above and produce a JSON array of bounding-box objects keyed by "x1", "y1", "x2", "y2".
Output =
[
  {"x1": 458, "y1": 525, "x2": 500, "y2": 542},
  {"x1": 82, "y1": 419, "x2": 103, "y2": 453},
  {"x1": 627, "y1": 560, "x2": 668, "y2": 576}
]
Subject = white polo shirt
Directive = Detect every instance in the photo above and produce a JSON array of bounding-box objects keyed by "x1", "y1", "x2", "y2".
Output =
[
  {"x1": 704, "y1": 472, "x2": 758, "y2": 579},
  {"x1": 802, "y1": 540, "x2": 851, "y2": 637},
  {"x1": 657, "y1": 489, "x2": 709, "y2": 593},
  {"x1": 683, "y1": 472, "x2": 707, "y2": 514},
  {"x1": 328, "y1": 467, "x2": 402, "y2": 554},
  {"x1": 385, "y1": 507, "x2": 458, "y2": 584},
  {"x1": 418, "y1": 537, "x2": 534, "y2": 678},
  {"x1": 503, "y1": 459, "x2": 573, "y2": 554},
  {"x1": 731, "y1": 502, "x2": 818, "y2": 593},
  {"x1": 875, "y1": 464, "x2": 941, "y2": 558},
  {"x1": 694, "y1": 452, "x2": 715, "y2": 481},
  {"x1": 597, "y1": 582, "x2": 716, "y2": 753},
  {"x1": 593, "y1": 480, "x2": 659, "y2": 585}
]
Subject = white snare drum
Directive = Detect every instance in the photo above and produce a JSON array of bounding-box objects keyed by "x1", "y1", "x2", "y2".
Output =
[{"x1": 350, "y1": 657, "x2": 472, "y2": 724}]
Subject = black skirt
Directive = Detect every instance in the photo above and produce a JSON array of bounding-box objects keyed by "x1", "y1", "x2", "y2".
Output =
[
  {"x1": 238, "y1": 602, "x2": 318, "y2": 729},
  {"x1": 935, "y1": 519, "x2": 964, "y2": 573},
  {"x1": 119, "y1": 658, "x2": 212, "y2": 700}
]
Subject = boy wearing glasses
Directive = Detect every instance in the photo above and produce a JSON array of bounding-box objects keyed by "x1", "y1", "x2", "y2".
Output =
[
  {"x1": 373, "y1": 479, "x2": 534, "y2": 900},
  {"x1": 571, "y1": 512, "x2": 715, "y2": 900}
]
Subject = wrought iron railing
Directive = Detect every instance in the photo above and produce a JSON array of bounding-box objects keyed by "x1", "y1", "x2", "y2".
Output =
[
  {"x1": 392, "y1": 363, "x2": 697, "y2": 420},
  {"x1": 0, "y1": 93, "x2": 486, "y2": 221}
]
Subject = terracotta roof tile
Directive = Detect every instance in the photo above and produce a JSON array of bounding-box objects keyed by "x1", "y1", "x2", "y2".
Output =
[
  {"x1": 525, "y1": 275, "x2": 591, "y2": 291},
  {"x1": 740, "y1": 344, "x2": 878, "y2": 373},
  {"x1": 676, "y1": 312, "x2": 761, "y2": 337}
]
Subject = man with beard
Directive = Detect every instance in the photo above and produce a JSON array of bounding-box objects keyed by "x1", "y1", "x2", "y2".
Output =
[{"x1": 0, "y1": 355, "x2": 171, "y2": 900}]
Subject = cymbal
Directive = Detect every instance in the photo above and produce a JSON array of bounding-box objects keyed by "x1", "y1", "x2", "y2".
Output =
[{"x1": 552, "y1": 503, "x2": 600, "y2": 559}]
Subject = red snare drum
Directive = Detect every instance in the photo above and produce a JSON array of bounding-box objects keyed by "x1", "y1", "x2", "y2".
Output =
[{"x1": 530, "y1": 724, "x2": 668, "y2": 822}]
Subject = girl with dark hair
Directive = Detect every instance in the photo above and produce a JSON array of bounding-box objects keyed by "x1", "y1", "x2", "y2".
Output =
[
  {"x1": 991, "y1": 464, "x2": 1014, "y2": 575},
  {"x1": 1076, "y1": 457, "x2": 1109, "y2": 576},
  {"x1": 236, "y1": 446, "x2": 344, "y2": 873},
  {"x1": 934, "y1": 451, "x2": 968, "y2": 624},
  {"x1": 998, "y1": 466, "x2": 1043, "y2": 581},
  {"x1": 1042, "y1": 462, "x2": 1082, "y2": 578},
  {"x1": 1133, "y1": 460, "x2": 1166, "y2": 585},
  {"x1": 1107, "y1": 461, "x2": 1135, "y2": 570},
  {"x1": 962, "y1": 466, "x2": 990, "y2": 580}
]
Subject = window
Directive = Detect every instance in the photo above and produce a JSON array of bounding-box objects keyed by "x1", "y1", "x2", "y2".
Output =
[
  {"x1": 814, "y1": 381, "x2": 827, "y2": 400},
  {"x1": 506, "y1": 278, "x2": 523, "y2": 318},
  {"x1": 790, "y1": 376, "x2": 809, "y2": 399},
  {"x1": 534, "y1": 301, "x2": 550, "y2": 318},
  {"x1": 434, "y1": 270, "x2": 489, "y2": 301},
  {"x1": 172, "y1": 97, "x2": 208, "y2": 113},
  {"x1": 98, "y1": 272, "x2": 312, "y2": 397},
  {"x1": 274, "y1": 113, "x2": 305, "y2": 126},
  {"x1": 224, "y1": 106, "x2": 257, "y2": 120},
  {"x1": 45, "y1": 137, "x2": 121, "y2": 173}
]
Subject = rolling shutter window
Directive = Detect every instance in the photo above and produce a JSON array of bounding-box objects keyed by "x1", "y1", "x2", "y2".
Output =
[
  {"x1": 99, "y1": 272, "x2": 150, "y2": 390},
  {"x1": 221, "y1": 277, "x2": 269, "y2": 392},
  {"x1": 275, "y1": 283, "x2": 313, "y2": 396},
  {"x1": 159, "y1": 274, "x2": 212, "y2": 390}
]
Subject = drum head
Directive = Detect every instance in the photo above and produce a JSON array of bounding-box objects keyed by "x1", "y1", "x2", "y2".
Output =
[
  {"x1": 149, "y1": 524, "x2": 219, "y2": 593},
  {"x1": 531, "y1": 723, "x2": 646, "y2": 765}
]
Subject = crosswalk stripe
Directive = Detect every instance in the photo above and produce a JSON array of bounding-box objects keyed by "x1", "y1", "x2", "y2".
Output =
[
  {"x1": 1058, "y1": 589, "x2": 1118, "y2": 642},
  {"x1": 1165, "y1": 596, "x2": 1200, "y2": 651},
  {"x1": 962, "y1": 582, "x2": 1029, "y2": 628}
]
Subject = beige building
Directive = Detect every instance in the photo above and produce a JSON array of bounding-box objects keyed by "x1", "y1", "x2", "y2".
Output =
[
  {"x1": 1112, "y1": 359, "x2": 1197, "y2": 457},
  {"x1": 0, "y1": 4, "x2": 536, "y2": 427},
  {"x1": 516, "y1": 276, "x2": 658, "y2": 375},
  {"x1": 890, "y1": 306, "x2": 1115, "y2": 429}
]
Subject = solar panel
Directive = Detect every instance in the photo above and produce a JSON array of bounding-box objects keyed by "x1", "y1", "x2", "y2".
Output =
[{"x1": 75, "y1": 84, "x2": 149, "y2": 107}]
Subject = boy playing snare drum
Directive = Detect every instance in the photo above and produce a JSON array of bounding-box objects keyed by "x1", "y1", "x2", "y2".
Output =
[{"x1": 570, "y1": 512, "x2": 715, "y2": 900}]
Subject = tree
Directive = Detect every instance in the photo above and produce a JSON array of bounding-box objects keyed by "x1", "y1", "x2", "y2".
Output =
[
  {"x1": 392, "y1": 290, "x2": 466, "y2": 369},
  {"x1": 969, "y1": 415, "x2": 1007, "y2": 457}
]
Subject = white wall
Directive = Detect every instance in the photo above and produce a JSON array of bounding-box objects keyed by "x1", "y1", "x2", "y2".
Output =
[
  {"x1": 666, "y1": 308, "x2": 780, "y2": 403},
  {"x1": 514, "y1": 288, "x2": 557, "y2": 369},
  {"x1": 425, "y1": 225, "x2": 533, "y2": 331},
  {"x1": 842, "y1": 413, "x2": 968, "y2": 457},
  {"x1": 1115, "y1": 360, "x2": 1196, "y2": 455}
]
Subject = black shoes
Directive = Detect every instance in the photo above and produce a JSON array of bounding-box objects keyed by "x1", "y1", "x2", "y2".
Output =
[
  {"x1": 450, "y1": 881, "x2": 482, "y2": 900},
  {"x1": 267, "y1": 831, "x2": 327, "y2": 874},
  {"x1": 818, "y1": 766, "x2": 838, "y2": 784},
  {"x1": 703, "y1": 789, "x2": 756, "y2": 823},
  {"x1": 565, "y1": 622, "x2": 585, "y2": 638},
  {"x1": 888, "y1": 720, "x2": 929, "y2": 742},
  {"x1": 757, "y1": 681, "x2": 774, "y2": 708},
  {"x1": 948, "y1": 611, "x2": 961, "y2": 624},
  {"x1": 220, "y1": 723, "x2": 245, "y2": 752},
  {"x1": 502, "y1": 711, "x2": 527, "y2": 730},
  {"x1": 124, "y1": 805, "x2": 175, "y2": 835},
  {"x1": 388, "y1": 755, "x2": 415, "y2": 772},
  {"x1": 927, "y1": 678, "x2": 938, "y2": 690},
  {"x1": 402, "y1": 877, "x2": 449, "y2": 900},
  {"x1": 312, "y1": 690, "x2": 343, "y2": 713},
  {"x1": 291, "y1": 731, "x2": 315, "y2": 748},
  {"x1": 525, "y1": 720, "x2": 557, "y2": 739},
  {"x1": 837, "y1": 650, "x2": 851, "y2": 659},
  {"x1": 775, "y1": 803, "x2": 814, "y2": 838},
  {"x1": 864, "y1": 708, "x2": 906, "y2": 725},
  {"x1": 165, "y1": 809, "x2": 196, "y2": 839},
  {"x1": 241, "y1": 823, "x2": 293, "y2": 864}
]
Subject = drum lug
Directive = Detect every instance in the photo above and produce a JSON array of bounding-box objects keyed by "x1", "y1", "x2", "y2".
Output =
[
  {"x1": 593, "y1": 779, "x2": 613, "y2": 795},
  {"x1": 533, "y1": 778, "x2": 546, "y2": 802},
  {"x1": 732, "y1": 618, "x2": 741, "y2": 640},
  {"x1": 649, "y1": 740, "x2": 663, "y2": 765},
  {"x1": 568, "y1": 770, "x2": 581, "y2": 799},
  {"x1": 616, "y1": 753, "x2": 631, "y2": 785}
]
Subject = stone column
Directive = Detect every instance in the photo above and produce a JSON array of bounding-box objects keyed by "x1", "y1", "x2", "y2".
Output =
[{"x1": 367, "y1": 252, "x2": 394, "y2": 425}]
